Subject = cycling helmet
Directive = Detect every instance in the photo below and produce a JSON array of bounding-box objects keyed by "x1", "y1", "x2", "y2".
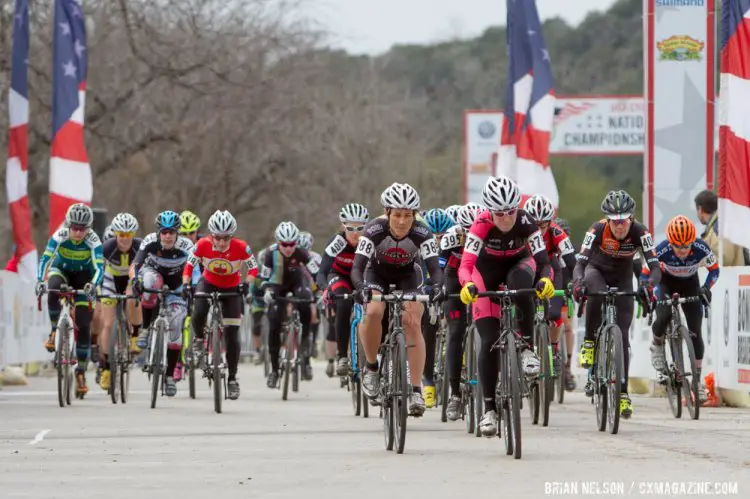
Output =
[
  {"x1": 524, "y1": 194, "x2": 556, "y2": 223},
  {"x1": 445, "y1": 204, "x2": 462, "y2": 223},
  {"x1": 65, "y1": 203, "x2": 94, "y2": 228},
  {"x1": 601, "y1": 190, "x2": 635, "y2": 220},
  {"x1": 110, "y1": 212, "x2": 139, "y2": 233},
  {"x1": 555, "y1": 217, "x2": 571, "y2": 236},
  {"x1": 179, "y1": 210, "x2": 201, "y2": 233},
  {"x1": 155, "y1": 210, "x2": 181, "y2": 231},
  {"x1": 103, "y1": 225, "x2": 115, "y2": 241},
  {"x1": 380, "y1": 182, "x2": 420, "y2": 210},
  {"x1": 275, "y1": 221, "x2": 300, "y2": 243},
  {"x1": 482, "y1": 176, "x2": 522, "y2": 211},
  {"x1": 424, "y1": 208, "x2": 454, "y2": 234},
  {"x1": 666, "y1": 215, "x2": 696, "y2": 246},
  {"x1": 207, "y1": 210, "x2": 237, "y2": 236},
  {"x1": 298, "y1": 231, "x2": 314, "y2": 251},
  {"x1": 339, "y1": 203, "x2": 369, "y2": 224},
  {"x1": 457, "y1": 203, "x2": 483, "y2": 230}
]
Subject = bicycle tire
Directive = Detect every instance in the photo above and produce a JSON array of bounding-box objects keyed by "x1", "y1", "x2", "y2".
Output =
[
  {"x1": 110, "y1": 323, "x2": 119, "y2": 405},
  {"x1": 56, "y1": 323, "x2": 68, "y2": 408},
  {"x1": 593, "y1": 328, "x2": 607, "y2": 432},
  {"x1": 556, "y1": 335, "x2": 566, "y2": 404},
  {"x1": 212, "y1": 322, "x2": 222, "y2": 414},
  {"x1": 292, "y1": 327, "x2": 300, "y2": 393},
  {"x1": 464, "y1": 324, "x2": 475, "y2": 434},
  {"x1": 508, "y1": 337, "x2": 523, "y2": 459},
  {"x1": 677, "y1": 326, "x2": 700, "y2": 420},
  {"x1": 665, "y1": 330, "x2": 682, "y2": 419},
  {"x1": 472, "y1": 327, "x2": 482, "y2": 437},
  {"x1": 500, "y1": 346, "x2": 513, "y2": 455},
  {"x1": 381, "y1": 348, "x2": 395, "y2": 451},
  {"x1": 394, "y1": 332, "x2": 409, "y2": 454},
  {"x1": 184, "y1": 316, "x2": 196, "y2": 400},
  {"x1": 434, "y1": 327, "x2": 445, "y2": 408},
  {"x1": 282, "y1": 327, "x2": 293, "y2": 401},
  {"x1": 359, "y1": 336, "x2": 369, "y2": 418},
  {"x1": 440, "y1": 357, "x2": 449, "y2": 423},
  {"x1": 262, "y1": 325, "x2": 271, "y2": 377},
  {"x1": 350, "y1": 343, "x2": 361, "y2": 416},
  {"x1": 539, "y1": 324, "x2": 552, "y2": 427},
  {"x1": 606, "y1": 325, "x2": 624, "y2": 434},
  {"x1": 119, "y1": 315, "x2": 131, "y2": 404},
  {"x1": 529, "y1": 327, "x2": 541, "y2": 425},
  {"x1": 150, "y1": 325, "x2": 164, "y2": 409}
]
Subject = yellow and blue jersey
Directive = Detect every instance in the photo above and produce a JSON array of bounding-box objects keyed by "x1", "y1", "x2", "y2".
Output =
[{"x1": 38, "y1": 227, "x2": 104, "y2": 285}]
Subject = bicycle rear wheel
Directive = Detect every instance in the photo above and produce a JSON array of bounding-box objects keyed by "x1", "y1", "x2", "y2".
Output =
[
  {"x1": 605, "y1": 325, "x2": 623, "y2": 434},
  {"x1": 508, "y1": 337, "x2": 523, "y2": 459},
  {"x1": 212, "y1": 323, "x2": 222, "y2": 414},
  {"x1": 150, "y1": 325, "x2": 164, "y2": 409},
  {"x1": 677, "y1": 326, "x2": 700, "y2": 420},
  {"x1": 394, "y1": 332, "x2": 409, "y2": 454}
]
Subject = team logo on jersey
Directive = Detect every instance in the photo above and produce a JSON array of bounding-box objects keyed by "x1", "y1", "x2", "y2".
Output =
[
  {"x1": 206, "y1": 258, "x2": 233, "y2": 275},
  {"x1": 384, "y1": 247, "x2": 410, "y2": 265}
]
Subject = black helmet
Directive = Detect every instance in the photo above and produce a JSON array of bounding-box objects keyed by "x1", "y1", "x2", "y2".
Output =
[
  {"x1": 555, "y1": 217, "x2": 571, "y2": 236},
  {"x1": 601, "y1": 190, "x2": 635, "y2": 219}
]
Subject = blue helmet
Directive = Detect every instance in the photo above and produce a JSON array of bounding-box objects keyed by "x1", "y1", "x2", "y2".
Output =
[
  {"x1": 424, "y1": 208, "x2": 454, "y2": 234},
  {"x1": 155, "y1": 210, "x2": 181, "y2": 231}
]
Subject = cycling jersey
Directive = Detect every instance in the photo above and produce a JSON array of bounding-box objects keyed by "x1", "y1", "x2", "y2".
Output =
[
  {"x1": 38, "y1": 228, "x2": 104, "y2": 285},
  {"x1": 100, "y1": 237, "x2": 142, "y2": 301},
  {"x1": 184, "y1": 237, "x2": 258, "y2": 288},
  {"x1": 317, "y1": 232, "x2": 357, "y2": 288},
  {"x1": 642, "y1": 238, "x2": 719, "y2": 288},
  {"x1": 544, "y1": 222, "x2": 577, "y2": 269},
  {"x1": 351, "y1": 217, "x2": 442, "y2": 290},
  {"x1": 573, "y1": 219, "x2": 661, "y2": 283},
  {"x1": 458, "y1": 209, "x2": 551, "y2": 285},
  {"x1": 132, "y1": 232, "x2": 194, "y2": 289},
  {"x1": 439, "y1": 225, "x2": 464, "y2": 275},
  {"x1": 260, "y1": 244, "x2": 319, "y2": 288}
]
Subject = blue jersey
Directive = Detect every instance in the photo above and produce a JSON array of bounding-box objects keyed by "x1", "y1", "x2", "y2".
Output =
[
  {"x1": 38, "y1": 228, "x2": 105, "y2": 285},
  {"x1": 644, "y1": 238, "x2": 719, "y2": 289}
]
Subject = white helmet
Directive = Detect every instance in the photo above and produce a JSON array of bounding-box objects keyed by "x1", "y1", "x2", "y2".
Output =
[
  {"x1": 524, "y1": 194, "x2": 555, "y2": 223},
  {"x1": 298, "y1": 231, "x2": 314, "y2": 250},
  {"x1": 445, "y1": 204, "x2": 462, "y2": 223},
  {"x1": 457, "y1": 203, "x2": 483, "y2": 230},
  {"x1": 110, "y1": 212, "x2": 139, "y2": 233},
  {"x1": 65, "y1": 203, "x2": 94, "y2": 228},
  {"x1": 380, "y1": 182, "x2": 420, "y2": 210},
  {"x1": 275, "y1": 221, "x2": 299, "y2": 243},
  {"x1": 339, "y1": 203, "x2": 369, "y2": 224},
  {"x1": 207, "y1": 210, "x2": 237, "y2": 236},
  {"x1": 103, "y1": 225, "x2": 115, "y2": 241},
  {"x1": 482, "y1": 176, "x2": 522, "y2": 211}
]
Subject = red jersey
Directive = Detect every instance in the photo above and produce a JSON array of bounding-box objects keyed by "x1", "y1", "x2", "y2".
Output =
[{"x1": 183, "y1": 237, "x2": 258, "y2": 288}]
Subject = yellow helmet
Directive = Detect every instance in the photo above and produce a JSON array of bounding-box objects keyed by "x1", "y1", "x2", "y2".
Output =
[{"x1": 179, "y1": 210, "x2": 201, "y2": 233}]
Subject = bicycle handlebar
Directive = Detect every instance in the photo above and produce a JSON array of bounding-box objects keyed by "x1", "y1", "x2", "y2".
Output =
[
  {"x1": 648, "y1": 293, "x2": 709, "y2": 325},
  {"x1": 38, "y1": 287, "x2": 93, "y2": 312},
  {"x1": 372, "y1": 293, "x2": 430, "y2": 303},
  {"x1": 143, "y1": 287, "x2": 184, "y2": 296},
  {"x1": 274, "y1": 296, "x2": 315, "y2": 304}
]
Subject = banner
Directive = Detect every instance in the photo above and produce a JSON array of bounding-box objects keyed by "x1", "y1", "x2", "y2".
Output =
[
  {"x1": 0, "y1": 271, "x2": 49, "y2": 367},
  {"x1": 464, "y1": 111, "x2": 503, "y2": 204},
  {"x1": 644, "y1": 0, "x2": 714, "y2": 237}
]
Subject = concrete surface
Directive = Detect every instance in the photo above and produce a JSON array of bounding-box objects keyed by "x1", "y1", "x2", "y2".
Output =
[{"x1": 0, "y1": 360, "x2": 748, "y2": 499}]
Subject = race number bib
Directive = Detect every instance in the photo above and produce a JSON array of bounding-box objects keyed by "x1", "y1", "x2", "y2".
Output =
[
  {"x1": 356, "y1": 237, "x2": 375, "y2": 258},
  {"x1": 581, "y1": 231, "x2": 596, "y2": 250},
  {"x1": 464, "y1": 233, "x2": 483, "y2": 256},
  {"x1": 420, "y1": 238, "x2": 439, "y2": 259},
  {"x1": 527, "y1": 231, "x2": 545, "y2": 255},
  {"x1": 325, "y1": 235, "x2": 347, "y2": 257},
  {"x1": 558, "y1": 237, "x2": 575, "y2": 255},
  {"x1": 640, "y1": 233, "x2": 655, "y2": 252}
]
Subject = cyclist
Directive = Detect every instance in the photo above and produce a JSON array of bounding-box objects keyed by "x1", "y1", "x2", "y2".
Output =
[
  {"x1": 445, "y1": 204, "x2": 462, "y2": 224},
  {"x1": 421, "y1": 207, "x2": 455, "y2": 408},
  {"x1": 554, "y1": 216, "x2": 577, "y2": 391},
  {"x1": 298, "y1": 231, "x2": 324, "y2": 362},
  {"x1": 183, "y1": 210, "x2": 258, "y2": 400},
  {"x1": 249, "y1": 246, "x2": 269, "y2": 362},
  {"x1": 351, "y1": 182, "x2": 443, "y2": 417},
  {"x1": 317, "y1": 203, "x2": 370, "y2": 377},
  {"x1": 96, "y1": 213, "x2": 143, "y2": 392},
  {"x1": 130, "y1": 210, "x2": 195, "y2": 397},
  {"x1": 458, "y1": 176, "x2": 555, "y2": 437},
  {"x1": 102, "y1": 224, "x2": 115, "y2": 242},
  {"x1": 262, "y1": 221, "x2": 320, "y2": 388},
  {"x1": 37, "y1": 203, "x2": 104, "y2": 397},
  {"x1": 571, "y1": 190, "x2": 661, "y2": 418},
  {"x1": 179, "y1": 210, "x2": 202, "y2": 244},
  {"x1": 443, "y1": 202, "x2": 483, "y2": 421},
  {"x1": 645, "y1": 215, "x2": 718, "y2": 403},
  {"x1": 523, "y1": 195, "x2": 576, "y2": 378}
]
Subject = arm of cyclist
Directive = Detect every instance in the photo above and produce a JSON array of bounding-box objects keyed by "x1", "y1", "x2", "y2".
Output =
[
  {"x1": 87, "y1": 231, "x2": 105, "y2": 290},
  {"x1": 37, "y1": 229, "x2": 65, "y2": 288},
  {"x1": 571, "y1": 221, "x2": 602, "y2": 300},
  {"x1": 635, "y1": 224, "x2": 661, "y2": 286},
  {"x1": 526, "y1": 225, "x2": 554, "y2": 297},
  {"x1": 695, "y1": 238, "x2": 720, "y2": 290},
  {"x1": 420, "y1": 235, "x2": 443, "y2": 301},
  {"x1": 129, "y1": 233, "x2": 152, "y2": 280}
]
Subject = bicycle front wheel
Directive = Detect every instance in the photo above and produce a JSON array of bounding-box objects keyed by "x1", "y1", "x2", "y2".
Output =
[
  {"x1": 212, "y1": 324, "x2": 223, "y2": 414},
  {"x1": 665, "y1": 328, "x2": 683, "y2": 419},
  {"x1": 394, "y1": 332, "x2": 409, "y2": 454},
  {"x1": 508, "y1": 337, "x2": 523, "y2": 459},
  {"x1": 677, "y1": 325, "x2": 700, "y2": 420},
  {"x1": 109, "y1": 322, "x2": 119, "y2": 405},
  {"x1": 349, "y1": 332, "x2": 361, "y2": 416},
  {"x1": 119, "y1": 316, "x2": 131, "y2": 404},
  {"x1": 282, "y1": 328, "x2": 293, "y2": 401},
  {"x1": 150, "y1": 325, "x2": 164, "y2": 409},
  {"x1": 605, "y1": 325, "x2": 624, "y2": 434},
  {"x1": 381, "y1": 349, "x2": 395, "y2": 451},
  {"x1": 56, "y1": 323, "x2": 70, "y2": 408}
]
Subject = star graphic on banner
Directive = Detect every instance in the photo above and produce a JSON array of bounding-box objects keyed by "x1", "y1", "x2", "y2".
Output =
[
  {"x1": 74, "y1": 39, "x2": 86, "y2": 58},
  {"x1": 71, "y1": 3, "x2": 83, "y2": 17},
  {"x1": 541, "y1": 48, "x2": 550, "y2": 61},
  {"x1": 656, "y1": 6, "x2": 680, "y2": 23},
  {"x1": 15, "y1": 12, "x2": 24, "y2": 24},
  {"x1": 527, "y1": 29, "x2": 535, "y2": 37},
  {"x1": 59, "y1": 22, "x2": 71, "y2": 35},
  {"x1": 63, "y1": 60, "x2": 77, "y2": 77}
]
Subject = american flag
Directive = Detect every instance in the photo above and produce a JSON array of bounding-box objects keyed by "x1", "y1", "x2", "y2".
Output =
[
  {"x1": 6, "y1": 0, "x2": 38, "y2": 280},
  {"x1": 48, "y1": 0, "x2": 92, "y2": 235},
  {"x1": 495, "y1": 0, "x2": 558, "y2": 207},
  {"x1": 718, "y1": 0, "x2": 750, "y2": 249},
  {"x1": 554, "y1": 101, "x2": 595, "y2": 125}
]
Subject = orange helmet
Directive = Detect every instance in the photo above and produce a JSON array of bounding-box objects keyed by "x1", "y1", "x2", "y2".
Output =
[{"x1": 666, "y1": 215, "x2": 696, "y2": 246}]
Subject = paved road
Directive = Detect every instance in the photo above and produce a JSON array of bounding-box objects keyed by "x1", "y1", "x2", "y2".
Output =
[{"x1": 1, "y1": 361, "x2": 748, "y2": 499}]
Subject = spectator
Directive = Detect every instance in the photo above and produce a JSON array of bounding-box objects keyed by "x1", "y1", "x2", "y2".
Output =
[{"x1": 694, "y1": 190, "x2": 747, "y2": 266}]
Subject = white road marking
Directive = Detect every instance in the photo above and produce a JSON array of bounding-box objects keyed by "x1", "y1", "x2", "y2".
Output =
[{"x1": 29, "y1": 429, "x2": 51, "y2": 445}]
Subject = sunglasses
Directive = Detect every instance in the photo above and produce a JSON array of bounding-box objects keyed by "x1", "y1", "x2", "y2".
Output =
[
  {"x1": 608, "y1": 218, "x2": 630, "y2": 226},
  {"x1": 672, "y1": 243, "x2": 691, "y2": 250},
  {"x1": 159, "y1": 229, "x2": 176, "y2": 235},
  {"x1": 492, "y1": 208, "x2": 517, "y2": 218},
  {"x1": 212, "y1": 234, "x2": 232, "y2": 242},
  {"x1": 184, "y1": 231, "x2": 197, "y2": 237},
  {"x1": 115, "y1": 231, "x2": 135, "y2": 238},
  {"x1": 279, "y1": 241, "x2": 297, "y2": 249},
  {"x1": 537, "y1": 222, "x2": 550, "y2": 230},
  {"x1": 70, "y1": 224, "x2": 88, "y2": 232},
  {"x1": 344, "y1": 225, "x2": 365, "y2": 232}
]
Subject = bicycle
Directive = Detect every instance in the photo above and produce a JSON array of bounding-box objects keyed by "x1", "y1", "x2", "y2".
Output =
[
  {"x1": 648, "y1": 293, "x2": 706, "y2": 420},
  {"x1": 367, "y1": 290, "x2": 430, "y2": 454},
  {"x1": 104, "y1": 294, "x2": 139, "y2": 404},
  {"x1": 529, "y1": 289, "x2": 567, "y2": 427},
  {"x1": 428, "y1": 303, "x2": 449, "y2": 418},
  {"x1": 336, "y1": 297, "x2": 369, "y2": 418},
  {"x1": 181, "y1": 313, "x2": 197, "y2": 400},
  {"x1": 272, "y1": 294, "x2": 315, "y2": 401},
  {"x1": 473, "y1": 287, "x2": 538, "y2": 460},
  {"x1": 554, "y1": 296, "x2": 575, "y2": 405},
  {"x1": 192, "y1": 289, "x2": 243, "y2": 413},
  {"x1": 39, "y1": 285, "x2": 93, "y2": 407},
  {"x1": 142, "y1": 286, "x2": 183, "y2": 409},
  {"x1": 577, "y1": 287, "x2": 644, "y2": 434}
]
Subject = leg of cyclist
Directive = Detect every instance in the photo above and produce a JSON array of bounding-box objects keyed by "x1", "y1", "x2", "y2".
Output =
[
  {"x1": 164, "y1": 294, "x2": 188, "y2": 397},
  {"x1": 125, "y1": 280, "x2": 143, "y2": 353},
  {"x1": 650, "y1": 279, "x2": 673, "y2": 374},
  {"x1": 97, "y1": 298, "x2": 117, "y2": 391},
  {"x1": 330, "y1": 276, "x2": 354, "y2": 375},
  {"x1": 444, "y1": 276, "x2": 466, "y2": 420},
  {"x1": 295, "y1": 283, "x2": 314, "y2": 380},
  {"x1": 580, "y1": 265, "x2": 607, "y2": 379},
  {"x1": 678, "y1": 275, "x2": 706, "y2": 401},
  {"x1": 421, "y1": 305, "x2": 438, "y2": 408},
  {"x1": 547, "y1": 260, "x2": 564, "y2": 376},
  {"x1": 562, "y1": 314, "x2": 576, "y2": 390},
  {"x1": 266, "y1": 293, "x2": 289, "y2": 388},
  {"x1": 358, "y1": 273, "x2": 386, "y2": 399},
  {"x1": 71, "y1": 271, "x2": 94, "y2": 396},
  {"x1": 135, "y1": 268, "x2": 163, "y2": 349},
  {"x1": 615, "y1": 268, "x2": 635, "y2": 417},
  {"x1": 44, "y1": 272, "x2": 67, "y2": 352},
  {"x1": 219, "y1": 291, "x2": 243, "y2": 400},
  {"x1": 508, "y1": 257, "x2": 538, "y2": 378}
]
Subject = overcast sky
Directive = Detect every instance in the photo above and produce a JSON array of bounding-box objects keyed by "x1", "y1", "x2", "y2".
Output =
[{"x1": 306, "y1": 0, "x2": 620, "y2": 55}]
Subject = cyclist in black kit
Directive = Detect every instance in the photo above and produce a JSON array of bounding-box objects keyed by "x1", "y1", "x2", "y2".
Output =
[{"x1": 351, "y1": 183, "x2": 443, "y2": 417}]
